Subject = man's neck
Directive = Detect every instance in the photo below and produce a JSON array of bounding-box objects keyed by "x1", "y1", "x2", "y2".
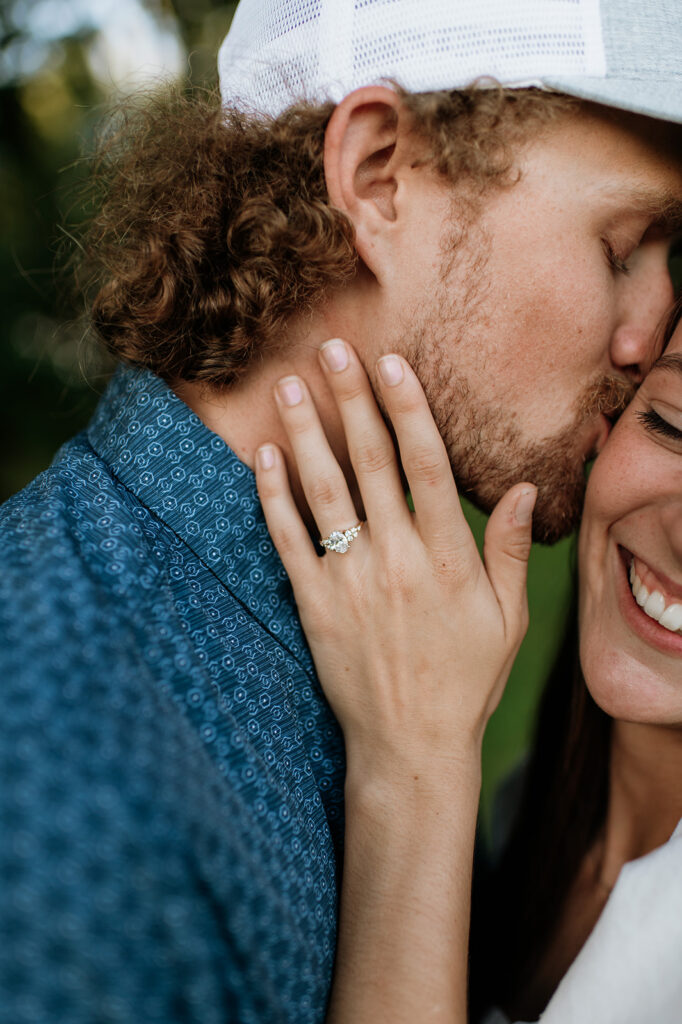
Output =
[{"x1": 172, "y1": 311, "x2": 367, "y2": 533}]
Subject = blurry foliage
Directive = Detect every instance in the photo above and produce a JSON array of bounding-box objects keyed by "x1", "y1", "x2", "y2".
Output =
[
  {"x1": 463, "y1": 500, "x2": 575, "y2": 818},
  {"x1": 0, "y1": 0, "x2": 236, "y2": 499}
]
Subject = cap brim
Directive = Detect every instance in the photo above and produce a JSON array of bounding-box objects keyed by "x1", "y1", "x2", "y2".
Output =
[{"x1": 543, "y1": 76, "x2": 682, "y2": 126}]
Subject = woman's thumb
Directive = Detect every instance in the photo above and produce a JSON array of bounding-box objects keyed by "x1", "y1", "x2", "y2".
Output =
[{"x1": 483, "y1": 483, "x2": 536, "y2": 635}]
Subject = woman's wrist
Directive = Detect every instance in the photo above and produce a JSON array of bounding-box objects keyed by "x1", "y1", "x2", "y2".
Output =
[
  {"x1": 329, "y1": 740, "x2": 481, "y2": 1024},
  {"x1": 344, "y1": 741, "x2": 483, "y2": 823}
]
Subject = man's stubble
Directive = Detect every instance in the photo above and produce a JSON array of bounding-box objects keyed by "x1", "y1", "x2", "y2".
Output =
[{"x1": 396, "y1": 225, "x2": 635, "y2": 545}]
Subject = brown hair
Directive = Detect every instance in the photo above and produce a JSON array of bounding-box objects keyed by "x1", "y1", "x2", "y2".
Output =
[
  {"x1": 76, "y1": 85, "x2": 575, "y2": 387},
  {"x1": 470, "y1": 606, "x2": 612, "y2": 1020}
]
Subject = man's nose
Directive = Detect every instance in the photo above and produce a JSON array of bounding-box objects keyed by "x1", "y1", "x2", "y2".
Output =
[{"x1": 609, "y1": 238, "x2": 675, "y2": 383}]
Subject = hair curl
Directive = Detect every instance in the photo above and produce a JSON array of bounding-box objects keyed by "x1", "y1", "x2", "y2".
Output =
[{"x1": 76, "y1": 85, "x2": 575, "y2": 387}]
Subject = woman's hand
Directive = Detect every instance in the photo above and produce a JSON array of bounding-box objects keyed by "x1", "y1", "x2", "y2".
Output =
[
  {"x1": 255, "y1": 338, "x2": 536, "y2": 784},
  {"x1": 255, "y1": 338, "x2": 536, "y2": 1023}
]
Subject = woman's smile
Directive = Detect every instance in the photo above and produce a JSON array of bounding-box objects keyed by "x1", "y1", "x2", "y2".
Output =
[
  {"x1": 616, "y1": 545, "x2": 682, "y2": 656},
  {"x1": 578, "y1": 309, "x2": 682, "y2": 718},
  {"x1": 628, "y1": 550, "x2": 682, "y2": 631}
]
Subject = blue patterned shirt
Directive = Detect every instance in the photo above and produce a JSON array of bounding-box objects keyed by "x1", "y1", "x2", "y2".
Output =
[{"x1": 0, "y1": 367, "x2": 346, "y2": 1024}]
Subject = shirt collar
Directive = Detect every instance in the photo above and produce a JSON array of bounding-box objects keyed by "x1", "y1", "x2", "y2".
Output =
[{"x1": 87, "y1": 366, "x2": 314, "y2": 670}]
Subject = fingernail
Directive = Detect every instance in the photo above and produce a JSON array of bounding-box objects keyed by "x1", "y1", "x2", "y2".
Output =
[
  {"x1": 514, "y1": 487, "x2": 537, "y2": 525},
  {"x1": 320, "y1": 338, "x2": 349, "y2": 373},
  {"x1": 277, "y1": 377, "x2": 303, "y2": 407},
  {"x1": 377, "y1": 355, "x2": 404, "y2": 387},
  {"x1": 256, "y1": 445, "x2": 275, "y2": 471}
]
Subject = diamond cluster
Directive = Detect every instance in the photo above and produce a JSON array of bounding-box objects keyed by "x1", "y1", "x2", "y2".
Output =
[{"x1": 320, "y1": 523, "x2": 362, "y2": 554}]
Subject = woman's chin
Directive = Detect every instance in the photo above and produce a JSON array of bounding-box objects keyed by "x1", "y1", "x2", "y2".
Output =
[{"x1": 581, "y1": 644, "x2": 682, "y2": 727}]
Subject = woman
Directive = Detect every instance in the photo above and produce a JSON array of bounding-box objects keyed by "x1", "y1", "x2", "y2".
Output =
[{"x1": 254, "y1": 303, "x2": 682, "y2": 1023}]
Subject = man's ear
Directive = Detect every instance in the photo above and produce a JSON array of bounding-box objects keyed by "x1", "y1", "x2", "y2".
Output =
[{"x1": 324, "y1": 86, "x2": 415, "y2": 279}]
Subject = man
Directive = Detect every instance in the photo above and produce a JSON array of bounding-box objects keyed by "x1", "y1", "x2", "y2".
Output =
[{"x1": 1, "y1": 1, "x2": 682, "y2": 1022}]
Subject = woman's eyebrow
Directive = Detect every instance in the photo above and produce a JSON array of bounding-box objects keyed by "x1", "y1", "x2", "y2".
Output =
[{"x1": 651, "y1": 352, "x2": 682, "y2": 378}]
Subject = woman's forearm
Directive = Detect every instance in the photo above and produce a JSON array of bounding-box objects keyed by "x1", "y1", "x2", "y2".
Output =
[
  {"x1": 326, "y1": 755, "x2": 482, "y2": 1024},
  {"x1": 254, "y1": 343, "x2": 535, "y2": 1022}
]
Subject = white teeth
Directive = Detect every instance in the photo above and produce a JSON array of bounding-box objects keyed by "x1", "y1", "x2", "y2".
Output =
[
  {"x1": 629, "y1": 561, "x2": 682, "y2": 635},
  {"x1": 659, "y1": 604, "x2": 682, "y2": 632},
  {"x1": 643, "y1": 590, "x2": 666, "y2": 621}
]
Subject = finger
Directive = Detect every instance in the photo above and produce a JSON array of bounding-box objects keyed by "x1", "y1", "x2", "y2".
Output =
[
  {"x1": 375, "y1": 354, "x2": 473, "y2": 554},
  {"x1": 317, "y1": 339, "x2": 411, "y2": 528},
  {"x1": 483, "y1": 483, "x2": 536, "y2": 640},
  {"x1": 254, "y1": 442, "x2": 320, "y2": 592},
  {"x1": 274, "y1": 375, "x2": 360, "y2": 541}
]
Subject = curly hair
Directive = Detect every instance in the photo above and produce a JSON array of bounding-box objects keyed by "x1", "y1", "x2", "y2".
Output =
[{"x1": 77, "y1": 85, "x2": 575, "y2": 387}]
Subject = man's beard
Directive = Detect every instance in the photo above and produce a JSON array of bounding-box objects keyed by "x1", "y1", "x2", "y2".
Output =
[
  {"x1": 401, "y1": 274, "x2": 635, "y2": 545},
  {"x1": 423, "y1": 368, "x2": 633, "y2": 544}
]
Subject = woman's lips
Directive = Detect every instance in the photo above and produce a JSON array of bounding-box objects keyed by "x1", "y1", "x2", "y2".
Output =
[{"x1": 617, "y1": 547, "x2": 682, "y2": 657}]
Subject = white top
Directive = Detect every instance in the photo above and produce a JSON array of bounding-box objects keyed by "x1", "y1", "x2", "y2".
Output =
[{"x1": 484, "y1": 818, "x2": 682, "y2": 1024}]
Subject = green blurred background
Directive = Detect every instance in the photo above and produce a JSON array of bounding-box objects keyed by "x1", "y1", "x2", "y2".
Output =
[{"x1": 1, "y1": 0, "x2": 575, "y2": 815}]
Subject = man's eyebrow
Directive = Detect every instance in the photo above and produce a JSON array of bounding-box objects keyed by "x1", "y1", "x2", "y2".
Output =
[
  {"x1": 650, "y1": 352, "x2": 682, "y2": 379},
  {"x1": 600, "y1": 186, "x2": 682, "y2": 233}
]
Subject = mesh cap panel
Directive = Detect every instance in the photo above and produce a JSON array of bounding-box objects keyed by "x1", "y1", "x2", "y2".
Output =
[
  {"x1": 218, "y1": 0, "x2": 682, "y2": 126},
  {"x1": 218, "y1": 0, "x2": 606, "y2": 116}
]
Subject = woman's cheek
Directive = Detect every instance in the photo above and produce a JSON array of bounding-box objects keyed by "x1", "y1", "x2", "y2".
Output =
[{"x1": 585, "y1": 419, "x2": 651, "y2": 523}]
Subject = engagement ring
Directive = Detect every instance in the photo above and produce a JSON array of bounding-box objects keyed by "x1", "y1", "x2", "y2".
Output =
[{"x1": 319, "y1": 523, "x2": 363, "y2": 554}]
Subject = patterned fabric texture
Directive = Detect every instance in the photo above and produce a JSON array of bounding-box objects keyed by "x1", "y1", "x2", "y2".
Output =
[{"x1": 0, "y1": 366, "x2": 346, "y2": 1024}]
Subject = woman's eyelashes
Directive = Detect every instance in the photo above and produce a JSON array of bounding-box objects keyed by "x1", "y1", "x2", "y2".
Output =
[
  {"x1": 636, "y1": 407, "x2": 682, "y2": 443},
  {"x1": 602, "y1": 238, "x2": 631, "y2": 275},
  {"x1": 668, "y1": 236, "x2": 682, "y2": 297}
]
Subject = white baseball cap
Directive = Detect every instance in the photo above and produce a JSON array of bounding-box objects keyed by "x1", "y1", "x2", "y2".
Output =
[{"x1": 218, "y1": 0, "x2": 682, "y2": 124}]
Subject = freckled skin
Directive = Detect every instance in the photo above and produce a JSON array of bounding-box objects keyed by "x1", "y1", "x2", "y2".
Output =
[
  {"x1": 578, "y1": 322, "x2": 682, "y2": 723},
  {"x1": 520, "y1": 322, "x2": 682, "y2": 1021},
  {"x1": 181, "y1": 100, "x2": 682, "y2": 544},
  {"x1": 361, "y1": 107, "x2": 682, "y2": 538}
]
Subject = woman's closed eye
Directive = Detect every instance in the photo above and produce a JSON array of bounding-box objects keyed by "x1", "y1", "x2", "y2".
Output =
[{"x1": 636, "y1": 406, "x2": 682, "y2": 443}]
